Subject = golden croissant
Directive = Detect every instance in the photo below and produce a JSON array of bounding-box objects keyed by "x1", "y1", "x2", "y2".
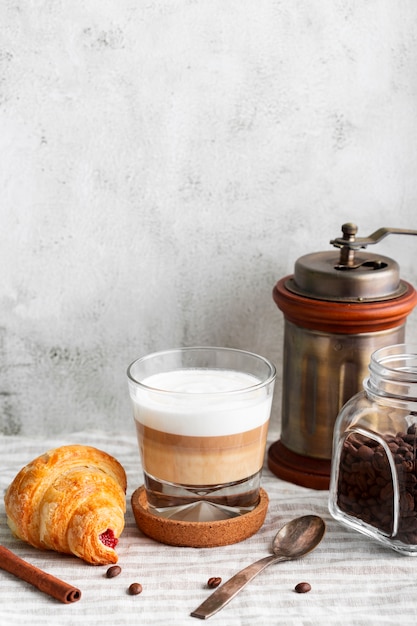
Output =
[{"x1": 4, "y1": 444, "x2": 127, "y2": 565}]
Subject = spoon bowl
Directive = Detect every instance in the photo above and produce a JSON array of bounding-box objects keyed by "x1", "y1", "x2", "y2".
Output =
[
  {"x1": 191, "y1": 514, "x2": 326, "y2": 620},
  {"x1": 272, "y1": 514, "x2": 326, "y2": 558}
]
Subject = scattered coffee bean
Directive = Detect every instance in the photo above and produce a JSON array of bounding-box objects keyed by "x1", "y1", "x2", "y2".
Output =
[
  {"x1": 294, "y1": 582, "x2": 311, "y2": 594},
  {"x1": 207, "y1": 577, "x2": 222, "y2": 589},
  {"x1": 106, "y1": 565, "x2": 122, "y2": 579},
  {"x1": 128, "y1": 582, "x2": 143, "y2": 595}
]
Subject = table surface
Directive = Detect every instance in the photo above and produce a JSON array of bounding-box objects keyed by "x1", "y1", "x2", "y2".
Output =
[{"x1": 1, "y1": 430, "x2": 417, "y2": 626}]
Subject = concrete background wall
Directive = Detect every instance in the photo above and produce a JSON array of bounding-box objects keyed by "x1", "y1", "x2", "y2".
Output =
[{"x1": 1, "y1": 0, "x2": 417, "y2": 438}]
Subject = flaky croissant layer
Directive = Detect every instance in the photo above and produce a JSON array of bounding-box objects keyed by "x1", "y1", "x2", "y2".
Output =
[{"x1": 4, "y1": 445, "x2": 127, "y2": 565}]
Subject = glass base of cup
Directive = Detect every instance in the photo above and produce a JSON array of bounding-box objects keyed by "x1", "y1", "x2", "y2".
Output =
[{"x1": 143, "y1": 472, "x2": 262, "y2": 522}]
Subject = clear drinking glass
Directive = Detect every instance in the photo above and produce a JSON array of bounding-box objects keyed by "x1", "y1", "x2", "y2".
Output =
[{"x1": 127, "y1": 347, "x2": 276, "y2": 522}]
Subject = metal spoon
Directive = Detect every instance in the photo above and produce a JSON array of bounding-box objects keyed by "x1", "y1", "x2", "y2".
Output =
[{"x1": 190, "y1": 514, "x2": 326, "y2": 620}]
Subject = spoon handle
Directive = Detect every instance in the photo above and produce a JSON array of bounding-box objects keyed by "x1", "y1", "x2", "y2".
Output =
[{"x1": 190, "y1": 553, "x2": 285, "y2": 620}]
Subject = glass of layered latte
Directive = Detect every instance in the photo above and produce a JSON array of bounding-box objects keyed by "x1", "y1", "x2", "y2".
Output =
[{"x1": 127, "y1": 347, "x2": 276, "y2": 522}]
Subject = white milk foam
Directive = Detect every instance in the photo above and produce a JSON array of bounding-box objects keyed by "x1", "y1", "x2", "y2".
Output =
[{"x1": 132, "y1": 368, "x2": 272, "y2": 436}]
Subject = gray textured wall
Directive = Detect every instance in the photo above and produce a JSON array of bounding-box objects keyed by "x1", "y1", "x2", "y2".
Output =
[{"x1": 1, "y1": 0, "x2": 417, "y2": 438}]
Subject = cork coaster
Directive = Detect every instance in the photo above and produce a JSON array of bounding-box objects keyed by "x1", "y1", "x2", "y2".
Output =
[{"x1": 131, "y1": 486, "x2": 269, "y2": 547}]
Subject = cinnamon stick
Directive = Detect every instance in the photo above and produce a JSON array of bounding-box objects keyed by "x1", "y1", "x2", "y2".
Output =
[{"x1": 0, "y1": 545, "x2": 81, "y2": 603}]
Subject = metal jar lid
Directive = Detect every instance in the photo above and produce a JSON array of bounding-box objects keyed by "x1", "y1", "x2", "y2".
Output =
[{"x1": 285, "y1": 223, "x2": 417, "y2": 302}]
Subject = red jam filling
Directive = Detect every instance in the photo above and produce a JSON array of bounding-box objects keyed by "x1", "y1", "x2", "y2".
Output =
[{"x1": 99, "y1": 529, "x2": 118, "y2": 549}]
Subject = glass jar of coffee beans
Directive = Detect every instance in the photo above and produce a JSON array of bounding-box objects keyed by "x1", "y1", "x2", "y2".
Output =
[{"x1": 329, "y1": 344, "x2": 417, "y2": 555}]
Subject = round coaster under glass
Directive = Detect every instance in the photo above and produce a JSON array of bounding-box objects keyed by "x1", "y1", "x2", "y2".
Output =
[{"x1": 131, "y1": 486, "x2": 269, "y2": 547}]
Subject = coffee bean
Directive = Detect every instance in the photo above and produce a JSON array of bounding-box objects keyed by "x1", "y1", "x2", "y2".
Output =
[
  {"x1": 207, "y1": 577, "x2": 222, "y2": 589},
  {"x1": 403, "y1": 460, "x2": 415, "y2": 473},
  {"x1": 106, "y1": 565, "x2": 121, "y2": 578},
  {"x1": 380, "y1": 483, "x2": 393, "y2": 500},
  {"x1": 356, "y1": 473, "x2": 368, "y2": 493},
  {"x1": 128, "y1": 582, "x2": 143, "y2": 595},
  {"x1": 401, "y1": 491, "x2": 415, "y2": 512},
  {"x1": 357, "y1": 445, "x2": 374, "y2": 461},
  {"x1": 294, "y1": 582, "x2": 311, "y2": 594}
]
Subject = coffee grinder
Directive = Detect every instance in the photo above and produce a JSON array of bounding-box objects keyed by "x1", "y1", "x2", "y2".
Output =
[{"x1": 268, "y1": 223, "x2": 417, "y2": 489}]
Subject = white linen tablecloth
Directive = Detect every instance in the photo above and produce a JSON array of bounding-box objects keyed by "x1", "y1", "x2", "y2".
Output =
[{"x1": 1, "y1": 430, "x2": 416, "y2": 626}]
